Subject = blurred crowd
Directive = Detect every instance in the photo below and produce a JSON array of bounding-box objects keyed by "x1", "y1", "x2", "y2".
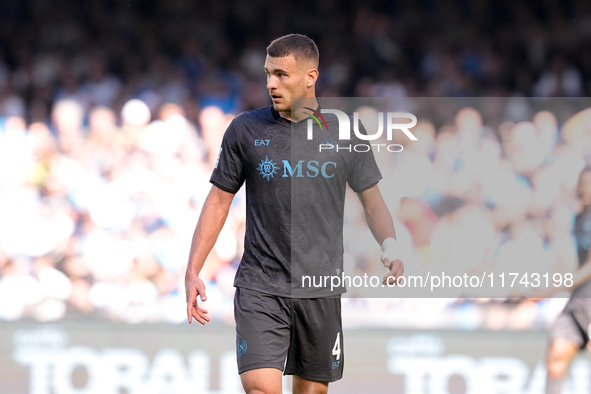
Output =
[
  {"x1": 1, "y1": 0, "x2": 591, "y2": 328},
  {"x1": 1, "y1": 0, "x2": 591, "y2": 125},
  {"x1": 340, "y1": 98, "x2": 591, "y2": 330},
  {"x1": 0, "y1": 98, "x2": 243, "y2": 323}
]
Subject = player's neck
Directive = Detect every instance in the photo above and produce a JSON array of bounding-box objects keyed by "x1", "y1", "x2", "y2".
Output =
[{"x1": 279, "y1": 98, "x2": 319, "y2": 122}]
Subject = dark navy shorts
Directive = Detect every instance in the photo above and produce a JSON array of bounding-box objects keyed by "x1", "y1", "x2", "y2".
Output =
[
  {"x1": 234, "y1": 287, "x2": 344, "y2": 382},
  {"x1": 550, "y1": 299, "x2": 591, "y2": 350}
]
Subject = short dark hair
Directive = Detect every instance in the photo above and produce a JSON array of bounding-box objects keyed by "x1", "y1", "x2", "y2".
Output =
[{"x1": 266, "y1": 34, "x2": 319, "y2": 67}]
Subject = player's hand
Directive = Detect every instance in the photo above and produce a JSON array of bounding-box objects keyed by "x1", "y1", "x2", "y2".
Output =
[
  {"x1": 382, "y1": 258, "x2": 404, "y2": 286},
  {"x1": 185, "y1": 272, "x2": 210, "y2": 325}
]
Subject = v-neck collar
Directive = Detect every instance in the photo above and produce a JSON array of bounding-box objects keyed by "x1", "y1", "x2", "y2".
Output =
[{"x1": 271, "y1": 104, "x2": 322, "y2": 130}]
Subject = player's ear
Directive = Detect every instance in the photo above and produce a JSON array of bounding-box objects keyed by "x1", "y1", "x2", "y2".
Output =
[{"x1": 307, "y1": 68, "x2": 319, "y2": 88}]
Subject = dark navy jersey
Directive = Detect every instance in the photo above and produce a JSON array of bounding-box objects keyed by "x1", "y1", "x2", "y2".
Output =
[{"x1": 210, "y1": 105, "x2": 382, "y2": 297}]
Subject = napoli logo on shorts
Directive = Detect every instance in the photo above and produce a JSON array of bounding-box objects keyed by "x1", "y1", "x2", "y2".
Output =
[
  {"x1": 257, "y1": 156, "x2": 279, "y2": 181},
  {"x1": 238, "y1": 340, "x2": 248, "y2": 355}
]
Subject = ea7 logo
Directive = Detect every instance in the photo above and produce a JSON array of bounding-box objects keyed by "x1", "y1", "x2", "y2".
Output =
[{"x1": 307, "y1": 110, "x2": 417, "y2": 141}]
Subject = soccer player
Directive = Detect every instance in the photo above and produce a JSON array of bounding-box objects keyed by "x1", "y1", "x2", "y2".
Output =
[
  {"x1": 185, "y1": 33, "x2": 404, "y2": 394},
  {"x1": 545, "y1": 166, "x2": 591, "y2": 394}
]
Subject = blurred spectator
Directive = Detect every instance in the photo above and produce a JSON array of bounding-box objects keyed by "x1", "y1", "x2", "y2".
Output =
[{"x1": 533, "y1": 54, "x2": 584, "y2": 97}]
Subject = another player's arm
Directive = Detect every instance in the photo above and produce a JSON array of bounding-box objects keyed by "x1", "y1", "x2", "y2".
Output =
[
  {"x1": 570, "y1": 259, "x2": 591, "y2": 289},
  {"x1": 531, "y1": 257, "x2": 591, "y2": 300},
  {"x1": 357, "y1": 184, "x2": 404, "y2": 285},
  {"x1": 185, "y1": 185, "x2": 235, "y2": 324}
]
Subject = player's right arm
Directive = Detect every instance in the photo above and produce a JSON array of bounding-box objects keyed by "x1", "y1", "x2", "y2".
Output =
[{"x1": 185, "y1": 185, "x2": 235, "y2": 324}]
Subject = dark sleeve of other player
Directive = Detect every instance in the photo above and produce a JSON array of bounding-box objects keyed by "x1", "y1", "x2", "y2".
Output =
[
  {"x1": 347, "y1": 122, "x2": 383, "y2": 193},
  {"x1": 210, "y1": 119, "x2": 246, "y2": 194}
]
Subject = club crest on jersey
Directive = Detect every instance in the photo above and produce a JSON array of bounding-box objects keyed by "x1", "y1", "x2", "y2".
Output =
[
  {"x1": 238, "y1": 340, "x2": 247, "y2": 355},
  {"x1": 257, "y1": 156, "x2": 279, "y2": 181},
  {"x1": 321, "y1": 137, "x2": 337, "y2": 152}
]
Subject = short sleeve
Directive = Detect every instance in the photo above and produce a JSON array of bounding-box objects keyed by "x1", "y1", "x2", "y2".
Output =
[
  {"x1": 347, "y1": 124, "x2": 382, "y2": 193},
  {"x1": 209, "y1": 119, "x2": 246, "y2": 193}
]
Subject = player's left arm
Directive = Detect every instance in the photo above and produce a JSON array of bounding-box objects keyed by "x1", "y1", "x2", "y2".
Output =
[
  {"x1": 357, "y1": 184, "x2": 404, "y2": 285},
  {"x1": 531, "y1": 256, "x2": 591, "y2": 300}
]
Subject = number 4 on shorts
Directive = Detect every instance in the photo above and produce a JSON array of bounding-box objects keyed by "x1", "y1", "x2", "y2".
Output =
[{"x1": 332, "y1": 332, "x2": 341, "y2": 360}]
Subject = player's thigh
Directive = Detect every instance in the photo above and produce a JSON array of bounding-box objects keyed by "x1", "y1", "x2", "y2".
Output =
[
  {"x1": 292, "y1": 374, "x2": 328, "y2": 394},
  {"x1": 240, "y1": 367, "x2": 283, "y2": 394},
  {"x1": 547, "y1": 338, "x2": 579, "y2": 377},
  {"x1": 285, "y1": 296, "x2": 343, "y2": 383},
  {"x1": 235, "y1": 287, "x2": 291, "y2": 374}
]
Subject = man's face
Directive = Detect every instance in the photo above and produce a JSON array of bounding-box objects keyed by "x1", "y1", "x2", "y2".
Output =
[{"x1": 264, "y1": 54, "x2": 311, "y2": 113}]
